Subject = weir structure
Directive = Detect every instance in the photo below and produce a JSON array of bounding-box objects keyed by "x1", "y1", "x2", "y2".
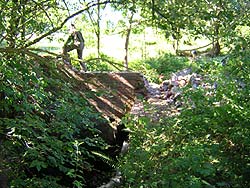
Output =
[{"x1": 60, "y1": 64, "x2": 147, "y2": 144}]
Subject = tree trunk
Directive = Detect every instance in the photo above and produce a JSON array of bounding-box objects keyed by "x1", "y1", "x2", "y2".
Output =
[
  {"x1": 212, "y1": 40, "x2": 220, "y2": 56},
  {"x1": 124, "y1": 13, "x2": 134, "y2": 71},
  {"x1": 97, "y1": 0, "x2": 101, "y2": 58},
  {"x1": 211, "y1": 23, "x2": 220, "y2": 57},
  {"x1": 172, "y1": 27, "x2": 180, "y2": 54},
  {"x1": 21, "y1": 1, "x2": 26, "y2": 43},
  {"x1": 7, "y1": 0, "x2": 20, "y2": 48}
]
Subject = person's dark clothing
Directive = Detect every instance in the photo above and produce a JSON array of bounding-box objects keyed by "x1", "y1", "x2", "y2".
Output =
[{"x1": 63, "y1": 30, "x2": 86, "y2": 71}]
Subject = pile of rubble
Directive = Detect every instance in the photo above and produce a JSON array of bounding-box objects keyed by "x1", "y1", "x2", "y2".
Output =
[
  {"x1": 158, "y1": 68, "x2": 203, "y2": 104},
  {"x1": 131, "y1": 68, "x2": 213, "y2": 121}
]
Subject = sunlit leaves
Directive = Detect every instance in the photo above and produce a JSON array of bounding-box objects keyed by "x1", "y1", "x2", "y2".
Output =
[
  {"x1": 128, "y1": 0, "x2": 250, "y2": 52},
  {"x1": 0, "y1": 0, "x2": 73, "y2": 47},
  {"x1": 0, "y1": 55, "x2": 109, "y2": 187},
  {"x1": 119, "y1": 53, "x2": 250, "y2": 187}
]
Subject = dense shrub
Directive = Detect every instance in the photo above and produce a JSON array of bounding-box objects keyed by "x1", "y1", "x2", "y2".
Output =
[
  {"x1": 0, "y1": 55, "x2": 110, "y2": 187},
  {"x1": 129, "y1": 53, "x2": 190, "y2": 83},
  {"x1": 119, "y1": 52, "x2": 250, "y2": 188}
]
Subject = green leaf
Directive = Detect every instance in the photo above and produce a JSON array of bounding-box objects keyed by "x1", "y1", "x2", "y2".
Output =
[{"x1": 30, "y1": 160, "x2": 48, "y2": 172}]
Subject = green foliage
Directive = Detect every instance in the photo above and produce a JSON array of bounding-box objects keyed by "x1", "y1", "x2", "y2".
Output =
[
  {"x1": 136, "y1": 0, "x2": 250, "y2": 48},
  {"x1": 1, "y1": 1, "x2": 250, "y2": 187},
  {"x1": 130, "y1": 53, "x2": 190, "y2": 82},
  {"x1": 85, "y1": 53, "x2": 124, "y2": 71},
  {"x1": 0, "y1": 0, "x2": 66, "y2": 47},
  {"x1": 0, "y1": 55, "x2": 109, "y2": 187},
  {"x1": 119, "y1": 52, "x2": 250, "y2": 188}
]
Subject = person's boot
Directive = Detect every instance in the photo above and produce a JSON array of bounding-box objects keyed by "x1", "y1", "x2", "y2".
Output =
[
  {"x1": 62, "y1": 54, "x2": 72, "y2": 66},
  {"x1": 80, "y1": 62, "x2": 87, "y2": 72}
]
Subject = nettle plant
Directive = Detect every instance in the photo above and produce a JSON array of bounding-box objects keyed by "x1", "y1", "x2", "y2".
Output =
[{"x1": 0, "y1": 55, "x2": 109, "y2": 187}]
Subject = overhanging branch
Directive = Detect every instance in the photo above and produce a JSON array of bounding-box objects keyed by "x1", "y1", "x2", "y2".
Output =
[{"x1": 24, "y1": 0, "x2": 119, "y2": 48}]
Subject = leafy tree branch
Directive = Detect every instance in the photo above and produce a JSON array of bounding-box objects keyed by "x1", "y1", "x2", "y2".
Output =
[{"x1": 24, "y1": 0, "x2": 120, "y2": 48}]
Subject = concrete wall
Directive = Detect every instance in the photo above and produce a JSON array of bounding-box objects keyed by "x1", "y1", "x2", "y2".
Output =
[
  {"x1": 60, "y1": 65, "x2": 147, "y2": 144},
  {"x1": 81, "y1": 72, "x2": 147, "y2": 120}
]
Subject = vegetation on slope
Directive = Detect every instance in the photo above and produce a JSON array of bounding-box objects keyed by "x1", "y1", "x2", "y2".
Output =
[
  {"x1": 119, "y1": 51, "x2": 250, "y2": 188},
  {"x1": 0, "y1": 55, "x2": 112, "y2": 187}
]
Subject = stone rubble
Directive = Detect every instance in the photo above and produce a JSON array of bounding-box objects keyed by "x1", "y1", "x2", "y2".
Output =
[{"x1": 130, "y1": 68, "x2": 208, "y2": 121}]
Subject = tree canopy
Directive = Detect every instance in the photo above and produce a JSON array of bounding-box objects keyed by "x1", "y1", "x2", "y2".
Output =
[
  {"x1": 1, "y1": 0, "x2": 249, "y2": 55},
  {"x1": 1, "y1": 0, "x2": 250, "y2": 187}
]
